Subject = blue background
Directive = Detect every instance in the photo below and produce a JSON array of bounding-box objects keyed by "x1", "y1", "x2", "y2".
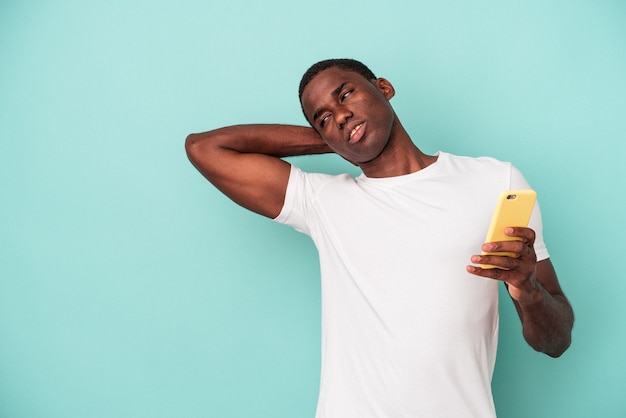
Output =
[{"x1": 1, "y1": 1, "x2": 625, "y2": 416}]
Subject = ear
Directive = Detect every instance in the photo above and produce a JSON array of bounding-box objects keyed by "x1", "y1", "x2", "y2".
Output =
[{"x1": 375, "y1": 78, "x2": 395, "y2": 100}]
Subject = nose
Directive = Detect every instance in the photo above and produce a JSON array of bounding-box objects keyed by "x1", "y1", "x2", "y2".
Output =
[{"x1": 334, "y1": 106, "x2": 352, "y2": 130}]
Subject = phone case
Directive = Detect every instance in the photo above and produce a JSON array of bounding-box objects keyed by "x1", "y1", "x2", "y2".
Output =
[{"x1": 481, "y1": 190, "x2": 537, "y2": 269}]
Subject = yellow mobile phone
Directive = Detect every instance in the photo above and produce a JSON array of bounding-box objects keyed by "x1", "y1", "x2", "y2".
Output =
[{"x1": 481, "y1": 190, "x2": 537, "y2": 269}]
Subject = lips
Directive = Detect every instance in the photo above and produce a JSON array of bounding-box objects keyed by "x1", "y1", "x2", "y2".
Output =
[{"x1": 346, "y1": 121, "x2": 366, "y2": 144}]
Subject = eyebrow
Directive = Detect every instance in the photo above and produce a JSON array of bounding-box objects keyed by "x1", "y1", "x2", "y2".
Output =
[{"x1": 312, "y1": 82, "x2": 347, "y2": 122}]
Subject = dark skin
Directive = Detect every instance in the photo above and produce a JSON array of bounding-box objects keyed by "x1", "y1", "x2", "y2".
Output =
[
  {"x1": 468, "y1": 227, "x2": 573, "y2": 357},
  {"x1": 186, "y1": 66, "x2": 573, "y2": 357}
]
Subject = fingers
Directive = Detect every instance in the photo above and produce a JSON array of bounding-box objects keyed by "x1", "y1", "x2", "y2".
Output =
[
  {"x1": 468, "y1": 226, "x2": 538, "y2": 283},
  {"x1": 471, "y1": 241, "x2": 537, "y2": 274},
  {"x1": 481, "y1": 240, "x2": 525, "y2": 257},
  {"x1": 466, "y1": 263, "x2": 508, "y2": 281},
  {"x1": 480, "y1": 227, "x2": 536, "y2": 259},
  {"x1": 468, "y1": 227, "x2": 540, "y2": 302},
  {"x1": 466, "y1": 256, "x2": 530, "y2": 286},
  {"x1": 503, "y1": 226, "x2": 536, "y2": 246},
  {"x1": 471, "y1": 253, "x2": 521, "y2": 272}
]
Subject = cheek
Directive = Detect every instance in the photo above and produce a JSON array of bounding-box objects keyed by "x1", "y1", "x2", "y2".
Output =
[{"x1": 376, "y1": 103, "x2": 395, "y2": 126}]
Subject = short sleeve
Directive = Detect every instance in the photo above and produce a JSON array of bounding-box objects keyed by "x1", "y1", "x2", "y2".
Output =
[{"x1": 273, "y1": 165, "x2": 311, "y2": 235}]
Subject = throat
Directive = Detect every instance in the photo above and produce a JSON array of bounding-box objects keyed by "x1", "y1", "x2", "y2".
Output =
[{"x1": 361, "y1": 141, "x2": 437, "y2": 178}]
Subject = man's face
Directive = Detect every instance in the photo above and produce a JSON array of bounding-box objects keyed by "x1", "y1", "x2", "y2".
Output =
[{"x1": 300, "y1": 67, "x2": 396, "y2": 165}]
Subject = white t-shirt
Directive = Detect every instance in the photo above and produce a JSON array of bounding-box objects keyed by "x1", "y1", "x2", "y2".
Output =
[{"x1": 274, "y1": 152, "x2": 548, "y2": 418}]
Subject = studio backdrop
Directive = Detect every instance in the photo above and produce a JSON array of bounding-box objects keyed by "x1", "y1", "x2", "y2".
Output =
[{"x1": 1, "y1": 1, "x2": 625, "y2": 417}]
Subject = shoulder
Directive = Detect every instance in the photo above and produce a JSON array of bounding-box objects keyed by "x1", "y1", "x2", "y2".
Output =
[
  {"x1": 442, "y1": 151, "x2": 512, "y2": 170},
  {"x1": 274, "y1": 165, "x2": 357, "y2": 231},
  {"x1": 287, "y1": 165, "x2": 357, "y2": 195},
  {"x1": 435, "y1": 152, "x2": 515, "y2": 181}
]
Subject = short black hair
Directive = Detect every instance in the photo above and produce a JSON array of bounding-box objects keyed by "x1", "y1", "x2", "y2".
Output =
[{"x1": 298, "y1": 58, "x2": 377, "y2": 102}]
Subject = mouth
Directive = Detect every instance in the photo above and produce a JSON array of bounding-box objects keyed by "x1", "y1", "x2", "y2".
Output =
[{"x1": 346, "y1": 121, "x2": 366, "y2": 144}]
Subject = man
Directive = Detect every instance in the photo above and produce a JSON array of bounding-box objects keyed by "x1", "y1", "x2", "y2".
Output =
[{"x1": 186, "y1": 59, "x2": 574, "y2": 417}]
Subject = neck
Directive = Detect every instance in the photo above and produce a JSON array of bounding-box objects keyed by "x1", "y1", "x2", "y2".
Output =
[{"x1": 359, "y1": 118, "x2": 437, "y2": 178}]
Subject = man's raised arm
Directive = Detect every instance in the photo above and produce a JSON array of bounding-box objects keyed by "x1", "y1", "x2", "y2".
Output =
[{"x1": 185, "y1": 124, "x2": 330, "y2": 218}]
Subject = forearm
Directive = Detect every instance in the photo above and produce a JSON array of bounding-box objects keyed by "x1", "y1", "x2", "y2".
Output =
[
  {"x1": 468, "y1": 232, "x2": 574, "y2": 358},
  {"x1": 186, "y1": 124, "x2": 332, "y2": 158},
  {"x1": 185, "y1": 124, "x2": 333, "y2": 218},
  {"x1": 513, "y1": 285, "x2": 574, "y2": 357}
]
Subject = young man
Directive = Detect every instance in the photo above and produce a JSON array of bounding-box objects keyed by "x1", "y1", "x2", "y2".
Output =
[{"x1": 186, "y1": 59, "x2": 574, "y2": 417}]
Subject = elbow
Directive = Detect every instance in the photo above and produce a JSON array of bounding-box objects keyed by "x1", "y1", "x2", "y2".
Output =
[
  {"x1": 185, "y1": 131, "x2": 217, "y2": 167},
  {"x1": 184, "y1": 131, "x2": 226, "y2": 180},
  {"x1": 547, "y1": 307, "x2": 575, "y2": 358},
  {"x1": 544, "y1": 342, "x2": 570, "y2": 358},
  {"x1": 185, "y1": 132, "x2": 202, "y2": 161},
  {"x1": 545, "y1": 337, "x2": 571, "y2": 358},
  {"x1": 525, "y1": 326, "x2": 573, "y2": 358}
]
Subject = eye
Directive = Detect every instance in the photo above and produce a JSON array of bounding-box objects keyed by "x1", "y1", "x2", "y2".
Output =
[
  {"x1": 319, "y1": 114, "x2": 330, "y2": 128},
  {"x1": 340, "y1": 89, "x2": 353, "y2": 102}
]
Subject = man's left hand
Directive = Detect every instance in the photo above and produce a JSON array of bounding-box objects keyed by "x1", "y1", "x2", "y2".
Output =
[{"x1": 467, "y1": 227, "x2": 542, "y2": 305}]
